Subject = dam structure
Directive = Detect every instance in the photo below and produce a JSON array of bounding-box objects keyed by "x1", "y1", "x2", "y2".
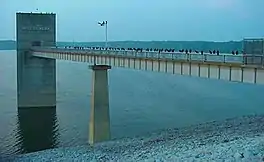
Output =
[{"x1": 16, "y1": 12, "x2": 264, "y2": 145}]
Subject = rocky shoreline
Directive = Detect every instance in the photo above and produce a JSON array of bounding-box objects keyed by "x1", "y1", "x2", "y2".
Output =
[{"x1": 2, "y1": 114, "x2": 264, "y2": 161}]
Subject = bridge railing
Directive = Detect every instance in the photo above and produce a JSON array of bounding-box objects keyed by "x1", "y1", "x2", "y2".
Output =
[{"x1": 31, "y1": 47, "x2": 264, "y2": 66}]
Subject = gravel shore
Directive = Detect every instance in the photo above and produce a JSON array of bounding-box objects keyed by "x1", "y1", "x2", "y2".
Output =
[{"x1": 2, "y1": 114, "x2": 264, "y2": 162}]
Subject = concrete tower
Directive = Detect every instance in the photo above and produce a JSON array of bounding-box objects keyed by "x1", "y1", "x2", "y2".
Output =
[
  {"x1": 16, "y1": 12, "x2": 56, "y2": 108},
  {"x1": 243, "y1": 38, "x2": 264, "y2": 65}
]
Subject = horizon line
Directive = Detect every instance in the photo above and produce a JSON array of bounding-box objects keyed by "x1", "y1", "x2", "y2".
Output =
[{"x1": 0, "y1": 39, "x2": 245, "y2": 43}]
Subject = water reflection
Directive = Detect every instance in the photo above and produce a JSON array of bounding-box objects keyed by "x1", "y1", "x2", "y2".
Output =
[{"x1": 16, "y1": 107, "x2": 59, "y2": 154}]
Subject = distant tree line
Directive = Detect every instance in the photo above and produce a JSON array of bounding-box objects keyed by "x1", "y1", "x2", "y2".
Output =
[
  {"x1": 58, "y1": 41, "x2": 242, "y2": 53},
  {"x1": 0, "y1": 40, "x2": 242, "y2": 53},
  {"x1": 0, "y1": 40, "x2": 16, "y2": 50}
]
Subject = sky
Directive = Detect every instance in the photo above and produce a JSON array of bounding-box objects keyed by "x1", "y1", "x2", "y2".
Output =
[{"x1": 1, "y1": 0, "x2": 264, "y2": 42}]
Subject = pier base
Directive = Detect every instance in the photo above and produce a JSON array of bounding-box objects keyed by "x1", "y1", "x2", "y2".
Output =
[
  {"x1": 89, "y1": 65, "x2": 111, "y2": 145},
  {"x1": 17, "y1": 51, "x2": 56, "y2": 108}
]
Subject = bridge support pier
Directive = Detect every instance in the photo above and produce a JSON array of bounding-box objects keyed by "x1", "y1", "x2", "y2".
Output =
[{"x1": 89, "y1": 65, "x2": 111, "y2": 145}]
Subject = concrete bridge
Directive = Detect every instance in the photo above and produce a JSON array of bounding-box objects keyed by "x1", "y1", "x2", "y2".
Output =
[
  {"x1": 32, "y1": 47, "x2": 264, "y2": 85},
  {"x1": 16, "y1": 12, "x2": 264, "y2": 145}
]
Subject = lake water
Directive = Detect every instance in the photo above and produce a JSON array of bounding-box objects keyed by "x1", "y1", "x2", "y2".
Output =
[{"x1": 1, "y1": 50, "x2": 264, "y2": 157}]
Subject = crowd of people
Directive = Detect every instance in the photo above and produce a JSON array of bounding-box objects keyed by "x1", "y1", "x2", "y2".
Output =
[{"x1": 61, "y1": 46, "x2": 243, "y2": 55}]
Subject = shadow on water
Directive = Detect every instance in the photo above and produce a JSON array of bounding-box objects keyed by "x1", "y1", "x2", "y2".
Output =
[{"x1": 15, "y1": 107, "x2": 59, "y2": 154}]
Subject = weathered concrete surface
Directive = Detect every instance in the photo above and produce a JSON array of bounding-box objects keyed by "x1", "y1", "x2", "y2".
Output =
[
  {"x1": 89, "y1": 65, "x2": 111, "y2": 145},
  {"x1": 16, "y1": 12, "x2": 56, "y2": 108}
]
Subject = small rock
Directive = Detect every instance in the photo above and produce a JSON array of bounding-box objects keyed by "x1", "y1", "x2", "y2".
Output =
[{"x1": 234, "y1": 152, "x2": 244, "y2": 159}]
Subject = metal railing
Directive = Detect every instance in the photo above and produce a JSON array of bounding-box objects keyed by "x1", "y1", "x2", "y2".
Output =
[{"x1": 31, "y1": 47, "x2": 264, "y2": 66}]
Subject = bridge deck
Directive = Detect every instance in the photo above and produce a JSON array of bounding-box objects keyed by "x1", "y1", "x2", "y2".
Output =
[
  {"x1": 32, "y1": 47, "x2": 264, "y2": 68},
  {"x1": 31, "y1": 47, "x2": 264, "y2": 85}
]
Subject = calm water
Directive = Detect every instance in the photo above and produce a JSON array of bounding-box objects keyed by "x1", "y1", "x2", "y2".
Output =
[{"x1": 1, "y1": 50, "x2": 264, "y2": 156}]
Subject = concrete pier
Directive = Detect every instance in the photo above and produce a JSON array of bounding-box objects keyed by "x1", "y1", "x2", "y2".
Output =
[
  {"x1": 89, "y1": 65, "x2": 111, "y2": 145},
  {"x1": 16, "y1": 12, "x2": 56, "y2": 108}
]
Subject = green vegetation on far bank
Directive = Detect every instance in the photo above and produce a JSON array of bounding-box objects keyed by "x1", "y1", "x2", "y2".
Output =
[
  {"x1": 0, "y1": 40, "x2": 242, "y2": 53},
  {"x1": 0, "y1": 40, "x2": 16, "y2": 50}
]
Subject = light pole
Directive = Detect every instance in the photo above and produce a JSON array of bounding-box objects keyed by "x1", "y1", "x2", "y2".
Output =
[
  {"x1": 105, "y1": 21, "x2": 108, "y2": 48},
  {"x1": 98, "y1": 21, "x2": 108, "y2": 48}
]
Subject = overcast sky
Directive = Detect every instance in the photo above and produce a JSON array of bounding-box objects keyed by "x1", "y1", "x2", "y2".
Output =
[{"x1": 1, "y1": 0, "x2": 264, "y2": 42}]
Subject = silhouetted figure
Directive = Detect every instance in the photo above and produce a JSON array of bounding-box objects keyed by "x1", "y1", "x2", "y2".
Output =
[
  {"x1": 232, "y1": 51, "x2": 235, "y2": 55},
  {"x1": 185, "y1": 49, "x2": 188, "y2": 54},
  {"x1": 235, "y1": 50, "x2": 239, "y2": 55},
  {"x1": 189, "y1": 49, "x2": 192, "y2": 53},
  {"x1": 179, "y1": 49, "x2": 185, "y2": 53},
  {"x1": 217, "y1": 50, "x2": 219, "y2": 55},
  {"x1": 213, "y1": 50, "x2": 216, "y2": 54},
  {"x1": 201, "y1": 51, "x2": 204, "y2": 55},
  {"x1": 209, "y1": 50, "x2": 212, "y2": 54}
]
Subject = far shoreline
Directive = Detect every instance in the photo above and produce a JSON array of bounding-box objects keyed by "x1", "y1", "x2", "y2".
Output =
[{"x1": 0, "y1": 40, "x2": 243, "y2": 53}]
